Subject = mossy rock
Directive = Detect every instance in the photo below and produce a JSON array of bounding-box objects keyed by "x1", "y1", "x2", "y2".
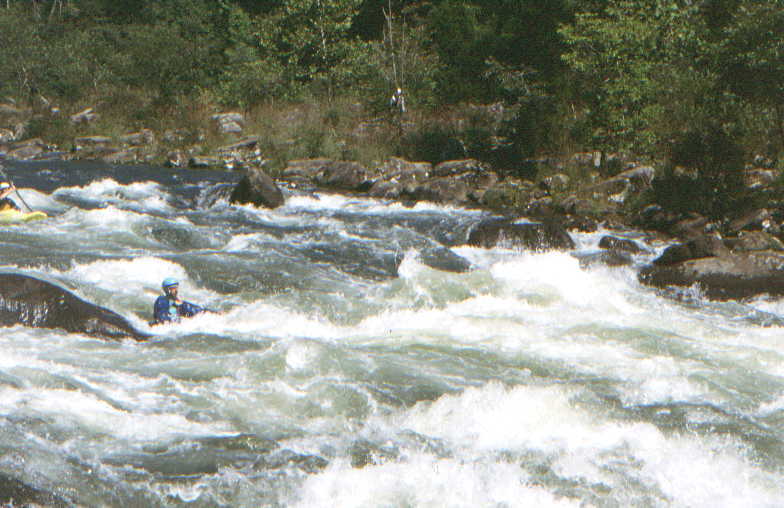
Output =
[{"x1": 480, "y1": 181, "x2": 534, "y2": 212}]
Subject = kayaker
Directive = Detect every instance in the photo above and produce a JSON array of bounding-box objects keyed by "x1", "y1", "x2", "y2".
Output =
[
  {"x1": 152, "y1": 277, "x2": 206, "y2": 325},
  {"x1": 0, "y1": 182, "x2": 21, "y2": 212}
]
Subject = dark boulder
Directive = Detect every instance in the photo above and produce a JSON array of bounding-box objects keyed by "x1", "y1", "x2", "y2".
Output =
[
  {"x1": 280, "y1": 158, "x2": 333, "y2": 181},
  {"x1": 671, "y1": 214, "x2": 711, "y2": 239},
  {"x1": 728, "y1": 208, "x2": 772, "y2": 233},
  {"x1": 479, "y1": 180, "x2": 536, "y2": 212},
  {"x1": 314, "y1": 160, "x2": 374, "y2": 191},
  {"x1": 653, "y1": 235, "x2": 729, "y2": 266},
  {"x1": 725, "y1": 231, "x2": 784, "y2": 252},
  {"x1": 0, "y1": 273, "x2": 150, "y2": 341},
  {"x1": 230, "y1": 167, "x2": 285, "y2": 209},
  {"x1": 409, "y1": 177, "x2": 470, "y2": 205},
  {"x1": 599, "y1": 235, "x2": 647, "y2": 254},
  {"x1": 639, "y1": 251, "x2": 784, "y2": 300},
  {"x1": 576, "y1": 250, "x2": 634, "y2": 269},
  {"x1": 368, "y1": 158, "x2": 432, "y2": 200},
  {"x1": 467, "y1": 218, "x2": 575, "y2": 251},
  {"x1": 419, "y1": 246, "x2": 472, "y2": 273}
]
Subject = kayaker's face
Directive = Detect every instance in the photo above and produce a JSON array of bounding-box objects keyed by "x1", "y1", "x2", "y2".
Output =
[{"x1": 165, "y1": 286, "x2": 178, "y2": 298}]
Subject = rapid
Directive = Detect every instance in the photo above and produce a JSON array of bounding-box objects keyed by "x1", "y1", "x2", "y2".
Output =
[{"x1": 1, "y1": 160, "x2": 783, "y2": 507}]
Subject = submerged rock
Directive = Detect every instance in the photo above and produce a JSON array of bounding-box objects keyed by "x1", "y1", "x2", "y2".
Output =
[
  {"x1": 576, "y1": 250, "x2": 634, "y2": 269},
  {"x1": 0, "y1": 273, "x2": 150, "y2": 341},
  {"x1": 418, "y1": 246, "x2": 472, "y2": 273},
  {"x1": 0, "y1": 472, "x2": 69, "y2": 507}
]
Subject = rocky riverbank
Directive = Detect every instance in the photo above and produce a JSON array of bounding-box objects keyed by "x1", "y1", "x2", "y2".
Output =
[
  {"x1": 225, "y1": 156, "x2": 784, "y2": 303},
  {"x1": 3, "y1": 102, "x2": 784, "y2": 302}
]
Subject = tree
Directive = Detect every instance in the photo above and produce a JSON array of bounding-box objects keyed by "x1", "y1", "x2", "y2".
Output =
[
  {"x1": 560, "y1": 0, "x2": 713, "y2": 155},
  {"x1": 258, "y1": 0, "x2": 371, "y2": 100},
  {"x1": 720, "y1": 1, "x2": 784, "y2": 154}
]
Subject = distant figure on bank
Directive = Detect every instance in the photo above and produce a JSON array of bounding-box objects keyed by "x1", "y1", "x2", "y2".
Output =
[
  {"x1": 390, "y1": 87, "x2": 406, "y2": 113},
  {"x1": 0, "y1": 182, "x2": 21, "y2": 211},
  {"x1": 153, "y1": 278, "x2": 206, "y2": 325}
]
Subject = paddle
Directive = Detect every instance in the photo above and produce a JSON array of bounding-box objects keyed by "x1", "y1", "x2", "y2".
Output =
[{"x1": 0, "y1": 163, "x2": 34, "y2": 213}]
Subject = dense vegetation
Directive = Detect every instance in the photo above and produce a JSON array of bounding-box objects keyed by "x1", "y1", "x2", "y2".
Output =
[{"x1": 1, "y1": 0, "x2": 783, "y2": 219}]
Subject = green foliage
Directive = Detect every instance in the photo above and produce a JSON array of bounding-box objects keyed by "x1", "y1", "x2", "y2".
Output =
[
  {"x1": 0, "y1": 0, "x2": 781, "y2": 226},
  {"x1": 720, "y1": 2, "x2": 784, "y2": 151},
  {"x1": 426, "y1": 0, "x2": 574, "y2": 104},
  {"x1": 256, "y1": 0, "x2": 369, "y2": 99},
  {"x1": 560, "y1": 0, "x2": 711, "y2": 154},
  {"x1": 399, "y1": 122, "x2": 466, "y2": 164},
  {"x1": 651, "y1": 126, "x2": 749, "y2": 220},
  {"x1": 426, "y1": 1, "x2": 490, "y2": 102},
  {"x1": 0, "y1": 7, "x2": 92, "y2": 102}
]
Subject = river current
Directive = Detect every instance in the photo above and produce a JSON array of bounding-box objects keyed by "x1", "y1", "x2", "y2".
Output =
[{"x1": 1, "y1": 160, "x2": 783, "y2": 507}]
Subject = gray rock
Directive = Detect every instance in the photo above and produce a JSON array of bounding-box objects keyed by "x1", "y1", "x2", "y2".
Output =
[
  {"x1": 189, "y1": 156, "x2": 222, "y2": 168},
  {"x1": 74, "y1": 136, "x2": 112, "y2": 150},
  {"x1": 419, "y1": 246, "x2": 472, "y2": 273},
  {"x1": 540, "y1": 173, "x2": 570, "y2": 193},
  {"x1": 212, "y1": 112, "x2": 244, "y2": 134},
  {"x1": 744, "y1": 168, "x2": 778, "y2": 189},
  {"x1": 599, "y1": 235, "x2": 647, "y2": 254},
  {"x1": 726, "y1": 231, "x2": 784, "y2": 252},
  {"x1": 576, "y1": 250, "x2": 634, "y2": 269},
  {"x1": 281, "y1": 159, "x2": 333, "y2": 180},
  {"x1": 653, "y1": 235, "x2": 729, "y2": 266},
  {"x1": 119, "y1": 129, "x2": 155, "y2": 147},
  {"x1": 0, "y1": 128, "x2": 15, "y2": 143},
  {"x1": 218, "y1": 136, "x2": 259, "y2": 154},
  {"x1": 0, "y1": 273, "x2": 150, "y2": 340},
  {"x1": 432, "y1": 158, "x2": 486, "y2": 177},
  {"x1": 70, "y1": 107, "x2": 98, "y2": 124},
  {"x1": 7, "y1": 143, "x2": 43, "y2": 160},
  {"x1": 314, "y1": 160, "x2": 373, "y2": 191},
  {"x1": 728, "y1": 209, "x2": 771, "y2": 233},
  {"x1": 102, "y1": 149, "x2": 139, "y2": 164},
  {"x1": 639, "y1": 251, "x2": 784, "y2": 300},
  {"x1": 230, "y1": 167, "x2": 285, "y2": 209},
  {"x1": 4, "y1": 138, "x2": 49, "y2": 160},
  {"x1": 467, "y1": 218, "x2": 575, "y2": 251},
  {"x1": 166, "y1": 150, "x2": 188, "y2": 168},
  {"x1": 410, "y1": 177, "x2": 470, "y2": 204}
]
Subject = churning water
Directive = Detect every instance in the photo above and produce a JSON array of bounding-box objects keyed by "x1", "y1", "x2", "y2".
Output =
[{"x1": 1, "y1": 161, "x2": 783, "y2": 507}]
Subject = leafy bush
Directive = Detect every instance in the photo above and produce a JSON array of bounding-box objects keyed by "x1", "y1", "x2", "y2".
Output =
[{"x1": 651, "y1": 126, "x2": 748, "y2": 220}]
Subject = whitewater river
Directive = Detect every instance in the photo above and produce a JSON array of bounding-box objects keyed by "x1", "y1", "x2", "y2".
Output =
[{"x1": 1, "y1": 160, "x2": 783, "y2": 507}]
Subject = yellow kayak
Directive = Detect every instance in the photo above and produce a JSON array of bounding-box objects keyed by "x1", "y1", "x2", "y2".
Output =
[{"x1": 0, "y1": 209, "x2": 48, "y2": 224}]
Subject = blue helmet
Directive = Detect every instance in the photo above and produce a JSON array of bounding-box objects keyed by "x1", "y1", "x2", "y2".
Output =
[{"x1": 162, "y1": 277, "x2": 179, "y2": 289}]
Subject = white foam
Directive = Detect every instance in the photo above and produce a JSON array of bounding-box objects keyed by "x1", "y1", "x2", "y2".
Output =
[
  {"x1": 52, "y1": 178, "x2": 173, "y2": 214},
  {"x1": 177, "y1": 300, "x2": 342, "y2": 340},
  {"x1": 223, "y1": 233, "x2": 260, "y2": 252},
  {"x1": 284, "y1": 192, "x2": 482, "y2": 216},
  {"x1": 0, "y1": 386, "x2": 232, "y2": 442},
  {"x1": 54, "y1": 256, "x2": 195, "y2": 298},
  {"x1": 757, "y1": 394, "x2": 784, "y2": 417},
  {"x1": 285, "y1": 340, "x2": 324, "y2": 373},
  {"x1": 293, "y1": 454, "x2": 577, "y2": 508},
  {"x1": 55, "y1": 178, "x2": 160, "y2": 198},
  {"x1": 393, "y1": 382, "x2": 783, "y2": 507},
  {"x1": 61, "y1": 205, "x2": 145, "y2": 227},
  {"x1": 7, "y1": 187, "x2": 68, "y2": 214}
]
